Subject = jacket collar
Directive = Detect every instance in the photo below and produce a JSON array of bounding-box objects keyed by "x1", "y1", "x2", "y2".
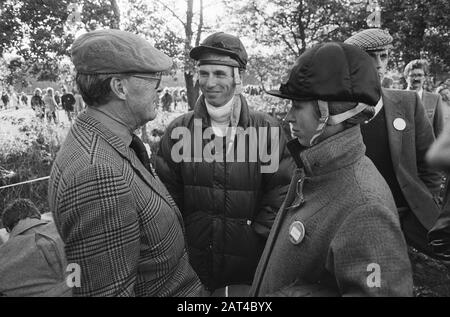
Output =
[
  {"x1": 85, "y1": 107, "x2": 133, "y2": 147},
  {"x1": 287, "y1": 125, "x2": 366, "y2": 177},
  {"x1": 76, "y1": 112, "x2": 131, "y2": 158},
  {"x1": 193, "y1": 94, "x2": 250, "y2": 129},
  {"x1": 10, "y1": 218, "x2": 50, "y2": 238},
  {"x1": 75, "y1": 112, "x2": 175, "y2": 209},
  {"x1": 75, "y1": 112, "x2": 184, "y2": 229}
]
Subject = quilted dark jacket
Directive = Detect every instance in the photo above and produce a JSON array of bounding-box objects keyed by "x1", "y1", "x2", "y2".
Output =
[{"x1": 155, "y1": 95, "x2": 294, "y2": 290}]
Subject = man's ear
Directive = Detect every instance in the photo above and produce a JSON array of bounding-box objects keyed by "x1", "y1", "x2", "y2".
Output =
[{"x1": 110, "y1": 77, "x2": 128, "y2": 100}]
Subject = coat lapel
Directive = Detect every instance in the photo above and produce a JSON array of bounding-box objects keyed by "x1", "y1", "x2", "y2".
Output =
[
  {"x1": 422, "y1": 92, "x2": 429, "y2": 111},
  {"x1": 251, "y1": 169, "x2": 302, "y2": 295},
  {"x1": 382, "y1": 89, "x2": 404, "y2": 170},
  {"x1": 76, "y1": 113, "x2": 175, "y2": 208}
]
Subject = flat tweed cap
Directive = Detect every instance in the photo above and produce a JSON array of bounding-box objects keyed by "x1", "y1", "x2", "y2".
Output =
[
  {"x1": 344, "y1": 28, "x2": 393, "y2": 52},
  {"x1": 72, "y1": 29, "x2": 172, "y2": 75},
  {"x1": 267, "y1": 42, "x2": 381, "y2": 107}
]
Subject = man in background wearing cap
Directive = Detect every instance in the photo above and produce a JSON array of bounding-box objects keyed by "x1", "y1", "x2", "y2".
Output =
[
  {"x1": 250, "y1": 42, "x2": 412, "y2": 297},
  {"x1": 156, "y1": 32, "x2": 294, "y2": 294},
  {"x1": 345, "y1": 29, "x2": 442, "y2": 258},
  {"x1": 404, "y1": 59, "x2": 444, "y2": 137},
  {"x1": 48, "y1": 29, "x2": 203, "y2": 297}
]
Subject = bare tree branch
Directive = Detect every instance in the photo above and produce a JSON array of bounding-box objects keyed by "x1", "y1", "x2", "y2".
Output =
[
  {"x1": 154, "y1": 0, "x2": 186, "y2": 27},
  {"x1": 185, "y1": 0, "x2": 193, "y2": 48},
  {"x1": 109, "y1": 0, "x2": 121, "y2": 29},
  {"x1": 297, "y1": 0, "x2": 307, "y2": 52},
  {"x1": 195, "y1": 0, "x2": 203, "y2": 46},
  {"x1": 250, "y1": 1, "x2": 299, "y2": 57}
]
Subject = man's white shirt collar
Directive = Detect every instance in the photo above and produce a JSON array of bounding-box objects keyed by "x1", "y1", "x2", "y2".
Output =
[{"x1": 417, "y1": 88, "x2": 424, "y2": 100}]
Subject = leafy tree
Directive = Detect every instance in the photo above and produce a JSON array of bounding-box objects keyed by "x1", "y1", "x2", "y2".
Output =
[
  {"x1": 222, "y1": 0, "x2": 369, "y2": 88},
  {"x1": 246, "y1": 52, "x2": 295, "y2": 92},
  {"x1": 144, "y1": 0, "x2": 207, "y2": 110},
  {"x1": 224, "y1": 0, "x2": 368, "y2": 58},
  {"x1": 381, "y1": 0, "x2": 450, "y2": 79},
  {"x1": 0, "y1": 0, "x2": 120, "y2": 85},
  {"x1": 224, "y1": 0, "x2": 449, "y2": 86}
]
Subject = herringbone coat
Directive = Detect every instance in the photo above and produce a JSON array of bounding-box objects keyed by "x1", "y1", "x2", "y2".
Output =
[{"x1": 250, "y1": 127, "x2": 413, "y2": 297}]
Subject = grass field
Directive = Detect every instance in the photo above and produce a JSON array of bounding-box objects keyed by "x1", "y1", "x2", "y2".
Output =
[{"x1": 0, "y1": 105, "x2": 182, "y2": 214}]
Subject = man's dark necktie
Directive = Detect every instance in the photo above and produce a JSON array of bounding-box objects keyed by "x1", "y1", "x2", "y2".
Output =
[{"x1": 130, "y1": 134, "x2": 153, "y2": 176}]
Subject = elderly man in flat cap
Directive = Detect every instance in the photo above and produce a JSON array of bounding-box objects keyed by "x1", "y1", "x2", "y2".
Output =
[
  {"x1": 250, "y1": 42, "x2": 412, "y2": 297},
  {"x1": 156, "y1": 32, "x2": 294, "y2": 294},
  {"x1": 48, "y1": 29, "x2": 203, "y2": 297},
  {"x1": 345, "y1": 29, "x2": 442, "y2": 258}
]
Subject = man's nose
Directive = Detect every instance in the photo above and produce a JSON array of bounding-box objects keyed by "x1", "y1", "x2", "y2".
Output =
[
  {"x1": 284, "y1": 110, "x2": 294, "y2": 122},
  {"x1": 205, "y1": 75, "x2": 217, "y2": 88},
  {"x1": 373, "y1": 55, "x2": 382, "y2": 69}
]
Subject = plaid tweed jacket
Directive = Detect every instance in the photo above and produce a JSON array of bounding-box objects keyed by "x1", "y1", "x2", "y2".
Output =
[{"x1": 48, "y1": 112, "x2": 203, "y2": 297}]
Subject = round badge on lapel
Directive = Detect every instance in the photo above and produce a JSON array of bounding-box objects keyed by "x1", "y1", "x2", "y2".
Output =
[
  {"x1": 393, "y1": 118, "x2": 406, "y2": 131},
  {"x1": 289, "y1": 221, "x2": 305, "y2": 245}
]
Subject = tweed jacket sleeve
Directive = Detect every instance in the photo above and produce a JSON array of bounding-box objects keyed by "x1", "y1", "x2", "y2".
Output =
[
  {"x1": 414, "y1": 93, "x2": 442, "y2": 195},
  {"x1": 57, "y1": 164, "x2": 140, "y2": 297},
  {"x1": 326, "y1": 203, "x2": 413, "y2": 296}
]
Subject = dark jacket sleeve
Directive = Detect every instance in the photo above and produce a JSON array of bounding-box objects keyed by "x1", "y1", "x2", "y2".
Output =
[
  {"x1": 428, "y1": 199, "x2": 450, "y2": 262},
  {"x1": 326, "y1": 204, "x2": 413, "y2": 296},
  {"x1": 155, "y1": 119, "x2": 185, "y2": 211},
  {"x1": 433, "y1": 95, "x2": 444, "y2": 138},
  {"x1": 252, "y1": 119, "x2": 295, "y2": 238},
  {"x1": 428, "y1": 173, "x2": 450, "y2": 262},
  {"x1": 414, "y1": 93, "x2": 442, "y2": 195}
]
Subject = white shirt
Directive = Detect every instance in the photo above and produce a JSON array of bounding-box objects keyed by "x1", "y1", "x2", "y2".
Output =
[{"x1": 416, "y1": 88, "x2": 424, "y2": 100}]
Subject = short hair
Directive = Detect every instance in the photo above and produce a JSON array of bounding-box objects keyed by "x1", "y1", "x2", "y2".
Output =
[
  {"x1": 34, "y1": 88, "x2": 42, "y2": 95},
  {"x1": 436, "y1": 86, "x2": 450, "y2": 101},
  {"x1": 47, "y1": 87, "x2": 54, "y2": 95},
  {"x1": 404, "y1": 59, "x2": 429, "y2": 77},
  {"x1": 2, "y1": 199, "x2": 41, "y2": 232},
  {"x1": 75, "y1": 73, "x2": 116, "y2": 107}
]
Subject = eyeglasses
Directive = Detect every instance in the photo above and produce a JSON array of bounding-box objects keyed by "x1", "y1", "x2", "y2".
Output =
[{"x1": 131, "y1": 74, "x2": 162, "y2": 90}]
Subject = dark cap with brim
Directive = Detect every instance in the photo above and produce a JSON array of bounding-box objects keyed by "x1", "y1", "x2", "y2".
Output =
[
  {"x1": 196, "y1": 52, "x2": 241, "y2": 68},
  {"x1": 268, "y1": 42, "x2": 381, "y2": 106},
  {"x1": 266, "y1": 89, "x2": 317, "y2": 101},
  {"x1": 190, "y1": 32, "x2": 248, "y2": 69}
]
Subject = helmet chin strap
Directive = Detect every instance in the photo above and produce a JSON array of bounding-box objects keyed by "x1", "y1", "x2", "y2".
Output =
[
  {"x1": 309, "y1": 100, "x2": 329, "y2": 147},
  {"x1": 226, "y1": 67, "x2": 242, "y2": 155},
  {"x1": 327, "y1": 103, "x2": 370, "y2": 125},
  {"x1": 233, "y1": 67, "x2": 243, "y2": 95},
  {"x1": 308, "y1": 100, "x2": 370, "y2": 146}
]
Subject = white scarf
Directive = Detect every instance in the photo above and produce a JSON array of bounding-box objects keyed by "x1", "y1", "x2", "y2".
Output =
[{"x1": 205, "y1": 97, "x2": 234, "y2": 137}]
